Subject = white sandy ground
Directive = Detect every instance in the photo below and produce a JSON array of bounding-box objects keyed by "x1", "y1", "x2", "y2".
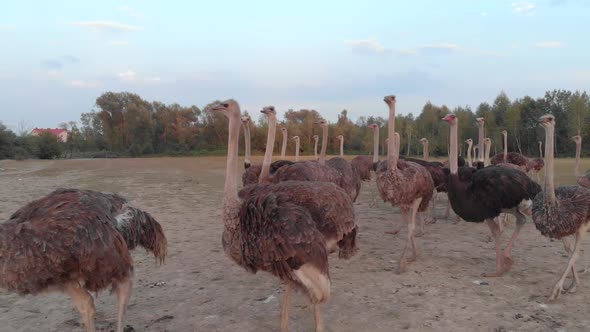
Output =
[{"x1": 0, "y1": 157, "x2": 590, "y2": 332}]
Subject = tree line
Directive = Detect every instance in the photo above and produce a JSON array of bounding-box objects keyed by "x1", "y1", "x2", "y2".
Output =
[{"x1": 0, "y1": 89, "x2": 588, "y2": 160}]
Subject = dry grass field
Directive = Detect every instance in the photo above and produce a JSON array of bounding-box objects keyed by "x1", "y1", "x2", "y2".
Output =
[{"x1": 0, "y1": 156, "x2": 589, "y2": 332}]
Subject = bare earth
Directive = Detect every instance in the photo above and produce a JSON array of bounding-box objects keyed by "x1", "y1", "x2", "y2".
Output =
[{"x1": 1, "y1": 156, "x2": 590, "y2": 332}]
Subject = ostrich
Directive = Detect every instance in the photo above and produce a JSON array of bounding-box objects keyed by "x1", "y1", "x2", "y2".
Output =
[
  {"x1": 476, "y1": 117, "x2": 485, "y2": 162},
  {"x1": 375, "y1": 95, "x2": 434, "y2": 273},
  {"x1": 241, "y1": 110, "x2": 294, "y2": 186},
  {"x1": 532, "y1": 115, "x2": 590, "y2": 301},
  {"x1": 292, "y1": 136, "x2": 301, "y2": 162},
  {"x1": 351, "y1": 124, "x2": 379, "y2": 182},
  {"x1": 466, "y1": 139, "x2": 474, "y2": 167},
  {"x1": 337, "y1": 135, "x2": 344, "y2": 157},
  {"x1": 572, "y1": 135, "x2": 590, "y2": 188},
  {"x1": 419, "y1": 138, "x2": 429, "y2": 161},
  {"x1": 0, "y1": 189, "x2": 167, "y2": 332},
  {"x1": 528, "y1": 141, "x2": 545, "y2": 183},
  {"x1": 313, "y1": 135, "x2": 319, "y2": 159},
  {"x1": 215, "y1": 100, "x2": 357, "y2": 331},
  {"x1": 442, "y1": 114, "x2": 541, "y2": 277},
  {"x1": 273, "y1": 120, "x2": 360, "y2": 202},
  {"x1": 491, "y1": 130, "x2": 530, "y2": 172},
  {"x1": 280, "y1": 126, "x2": 288, "y2": 158}
]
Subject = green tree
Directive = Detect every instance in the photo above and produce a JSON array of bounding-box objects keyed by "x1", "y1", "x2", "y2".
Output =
[{"x1": 36, "y1": 132, "x2": 62, "y2": 159}]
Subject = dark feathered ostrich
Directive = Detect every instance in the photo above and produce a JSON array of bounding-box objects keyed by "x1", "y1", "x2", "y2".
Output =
[
  {"x1": 490, "y1": 130, "x2": 530, "y2": 172},
  {"x1": 528, "y1": 141, "x2": 545, "y2": 182},
  {"x1": 0, "y1": 189, "x2": 167, "y2": 332},
  {"x1": 272, "y1": 119, "x2": 360, "y2": 202},
  {"x1": 241, "y1": 114, "x2": 294, "y2": 187},
  {"x1": 350, "y1": 123, "x2": 381, "y2": 207},
  {"x1": 215, "y1": 100, "x2": 357, "y2": 332},
  {"x1": 533, "y1": 115, "x2": 590, "y2": 301},
  {"x1": 376, "y1": 95, "x2": 434, "y2": 273},
  {"x1": 442, "y1": 114, "x2": 541, "y2": 277},
  {"x1": 573, "y1": 135, "x2": 590, "y2": 189}
]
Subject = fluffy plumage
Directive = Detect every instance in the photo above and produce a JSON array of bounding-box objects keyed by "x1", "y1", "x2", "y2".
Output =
[
  {"x1": 533, "y1": 186, "x2": 590, "y2": 239},
  {"x1": 491, "y1": 152, "x2": 530, "y2": 172},
  {"x1": 242, "y1": 160, "x2": 295, "y2": 186},
  {"x1": 351, "y1": 155, "x2": 374, "y2": 181}
]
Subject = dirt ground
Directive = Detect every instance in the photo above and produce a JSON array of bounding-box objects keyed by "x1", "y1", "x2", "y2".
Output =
[{"x1": 1, "y1": 156, "x2": 590, "y2": 332}]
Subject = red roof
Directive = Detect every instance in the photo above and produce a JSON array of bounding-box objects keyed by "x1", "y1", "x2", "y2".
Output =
[{"x1": 32, "y1": 128, "x2": 67, "y2": 135}]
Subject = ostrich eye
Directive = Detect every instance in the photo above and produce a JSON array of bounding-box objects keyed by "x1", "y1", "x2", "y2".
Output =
[{"x1": 223, "y1": 103, "x2": 229, "y2": 107}]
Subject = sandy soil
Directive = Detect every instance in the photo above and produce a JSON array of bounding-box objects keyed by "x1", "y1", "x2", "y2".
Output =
[{"x1": 1, "y1": 156, "x2": 590, "y2": 332}]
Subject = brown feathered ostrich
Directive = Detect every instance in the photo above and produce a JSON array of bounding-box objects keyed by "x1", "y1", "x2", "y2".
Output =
[
  {"x1": 215, "y1": 100, "x2": 357, "y2": 332},
  {"x1": 528, "y1": 141, "x2": 544, "y2": 182},
  {"x1": 375, "y1": 95, "x2": 434, "y2": 273},
  {"x1": 533, "y1": 115, "x2": 590, "y2": 301},
  {"x1": 466, "y1": 139, "x2": 474, "y2": 167},
  {"x1": 491, "y1": 130, "x2": 530, "y2": 172},
  {"x1": 442, "y1": 114, "x2": 541, "y2": 277},
  {"x1": 350, "y1": 124, "x2": 380, "y2": 206},
  {"x1": 273, "y1": 120, "x2": 360, "y2": 202},
  {"x1": 241, "y1": 112, "x2": 294, "y2": 186},
  {"x1": 0, "y1": 189, "x2": 167, "y2": 332},
  {"x1": 313, "y1": 135, "x2": 319, "y2": 159},
  {"x1": 292, "y1": 136, "x2": 301, "y2": 162},
  {"x1": 572, "y1": 135, "x2": 590, "y2": 188}
]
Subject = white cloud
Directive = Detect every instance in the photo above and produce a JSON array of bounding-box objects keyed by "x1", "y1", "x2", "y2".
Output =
[
  {"x1": 66, "y1": 80, "x2": 101, "y2": 88},
  {"x1": 512, "y1": 2, "x2": 536, "y2": 15},
  {"x1": 118, "y1": 5, "x2": 144, "y2": 18},
  {"x1": 117, "y1": 70, "x2": 161, "y2": 84},
  {"x1": 534, "y1": 41, "x2": 564, "y2": 48},
  {"x1": 344, "y1": 38, "x2": 388, "y2": 54},
  {"x1": 480, "y1": 12, "x2": 489, "y2": 16},
  {"x1": 71, "y1": 20, "x2": 138, "y2": 32},
  {"x1": 108, "y1": 40, "x2": 129, "y2": 46}
]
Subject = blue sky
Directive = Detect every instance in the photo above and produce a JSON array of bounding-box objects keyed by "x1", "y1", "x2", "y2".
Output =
[{"x1": 1, "y1": 0, "x2": 588, "y2": 130}]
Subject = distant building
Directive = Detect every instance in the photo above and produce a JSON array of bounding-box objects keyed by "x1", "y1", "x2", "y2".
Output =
[{"x1": 31, "y1": 128, "x2": 68, "y2": 143}]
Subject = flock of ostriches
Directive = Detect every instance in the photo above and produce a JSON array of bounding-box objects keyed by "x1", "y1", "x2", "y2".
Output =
[{"x1": 1, "y1": 95, "x2": 590, "y2": 332}]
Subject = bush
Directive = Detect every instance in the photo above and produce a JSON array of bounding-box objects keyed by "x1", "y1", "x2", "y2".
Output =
[{"x1": 36, "y1": 133, "x2": 62, "y2": 159}]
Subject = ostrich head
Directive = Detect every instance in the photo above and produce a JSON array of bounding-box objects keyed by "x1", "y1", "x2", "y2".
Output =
[
  {"x1": 211, "y1": 99, "x2": 240, "y2": 119},
  {"x1": 280, "y1": 126, "x2": 287, "y2": 134},
  {"x1": 260, "y1": 105, "x2": 277, "y2": 120},
  {"x1": 442, "y1": 114, "x2": 458, "y2": 124},
  {"x1": 292, "y1": 136, "x2": 300, "y2": 142},
  {"x1": 475, "y1": 117, "x2": 485, "y2": 127},
  {"x1": 466, "y1": 138, "x2": 473, "y2": 144},
  {"x1": 313, "y1": 134, "x2": 319, "y2": 141},
  {"x1": 368, "y1": 123, "x2": 379, "y2": 130},
  {"x1": 484, "y1": 138, "x2": 491, "y2": 146},
  {"x1": 337, "y1": 135, "x2": 343, "y2": 141},
  {"x1": 419, "y1": 138, "x2": 428, "y2": 145},
  {"x1": 572, "y1": 135, "x2": 582, "y2": 143},
  {"x1": 240, "y1": 116, "x2": 251, "y2": 125},
  {"x1": 317, "y1": 119, "x2": 327, "y2": 127},
  {"x1": 501, "y1": 130, "x2": 507, "y2": 136},
  {"x1": 383, "y1": 95, "x2": 396, "y2": 105},
  {"x1": 538, "y1": 114, "x2": 555, "y2": 128}
]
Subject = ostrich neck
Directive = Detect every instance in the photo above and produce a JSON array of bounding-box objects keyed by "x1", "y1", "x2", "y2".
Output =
[
  {"x1": 449, "y1": 123, "x2": 459, "y2": 174},
  {"x1": 259, "y1": 116, "x2": 277, "y2": 182},
  {"x1": 539, "y1": 142, "x2": 543, "y2": 158},
  {"x1": 295, "y1": 141, "x2": 300, "y2": 161},
  {"x1": 503, "y1": 133, "x2": 508, "y2": 162},
  {"x1": 280, "y1": 131, "x2": 287, "y2": 158},
  {"x1": 423, "y1": 143, "x2": 429, "y2": 161},
  {"x1": 372, "y1": 127, "x2": 380, "y2": 163},
  {"x1": 484, "y1": 141, "x2": 491, "y2": 166},
  {"x1": 223, "y1": 114, "x2": 241, "y2": 227},
  {"x1": 544, "y1": 125, "x2": 556, "y2": 204},
  {"x1": 340, "y1": 138, "x2": 344, "y2": 157},
  {"x1": 319, "y1": 125, "x2": 328, "y2": 166},
  {"x1": 478, "y1": 124, "x2": 484, "y2": 162},
  {"x1": 575, "y1": 139, "x2": 582, "y2": 177},
  {"x1": 466, "y1": 142, "x2": 473, "y2": 167},
  {"x1": 243, "y1": 123, "x2": 251, "y2": 165},
  {"x1": 387, "y1": 103, "x2": 398, "y2": 169},
  {"x1": 314, "y1": 138, "x2": 318, "y2": 158}
]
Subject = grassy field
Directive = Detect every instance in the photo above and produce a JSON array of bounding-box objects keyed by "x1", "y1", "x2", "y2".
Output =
[{"x1": 0, "y1": 156, "x2": 589, "y2": 331}]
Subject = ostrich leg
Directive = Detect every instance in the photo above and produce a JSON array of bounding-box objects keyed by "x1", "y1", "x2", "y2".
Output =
[
  {"x1": 369, "y1": 179, "x2": 377, "y2": 208},
  {"x1": 280, "y1": 283, "x2": 293, "y2": 332},
  {"x1": 313, "y1": 304, "x2": 324, "y2": 332},
  {"x1": 66, "y1": 282, "x2": 96, "y2": 332},
  {"x1": 561, "y1": 237, "x2": 580, "y2": 293},
  {"x1": 484, "y1": 219, "x2": 504, "y2": 277},
  {"x1": 409, "y1": 198, "x2": 423, "y2": 261},
  {"x1": 115, "y1": 276, "x2": 133, "y2": 332},
  {"x1": 385, "y1": 214, "x2": 402, "y2": 235},
  {"x1": 444, "y1": 199, "x2": 451, "y2": 220},
  {"x1": 501, "y1": 216, "x2": 526, "y2": 273},
  {"x1": 398, "y1": 198, "x2": 422, "y2": 273},
  {"x1": 550, "y1": 223, "x2": 590, "y2": 300}
]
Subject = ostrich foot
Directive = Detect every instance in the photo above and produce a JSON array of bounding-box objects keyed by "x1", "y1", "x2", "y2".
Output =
[
  {"x1": 407, "y1": 251, "x2": 420, "y2": 262},
  {"x1": 565, "y1": 281, "x2": 577, "y2": 294},
  {"x1": 549, "y1": 282, "x2": 565, "y2": 301},
  {"x1": 397, "y1": 258, "x2": 408, "y2": 274},
  {"x1": 482, "y1": 270, "x2": 504, "y2": 278},
  {"x1": 503, "y1": 256, "x2": 514, "y2": 273},
  {"x1": 426, "y1": 218, "x2": 436, "y2": 225}
]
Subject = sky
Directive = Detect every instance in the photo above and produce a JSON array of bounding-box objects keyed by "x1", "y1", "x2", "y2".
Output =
[{"x1": 1, "y1": 0, "x2": 589, "y2": 130}]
